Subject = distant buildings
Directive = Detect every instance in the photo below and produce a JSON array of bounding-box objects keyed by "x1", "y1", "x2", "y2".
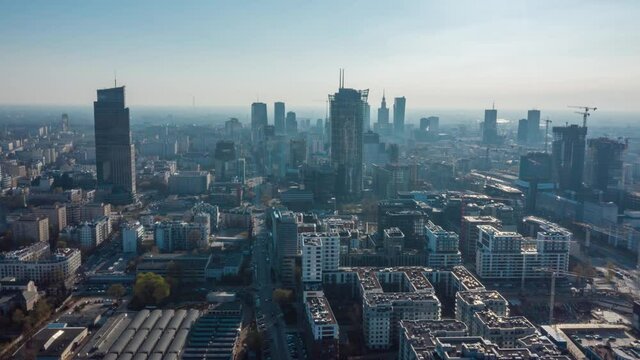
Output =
[
  {"x1": 93, "y1": 86, "x2": 136, "y2": 202},
  {"x1": 153, "y1": 220, "x2": 209, "y2": 252},
  {"x1": 168, "y1": 171, "x2": 211, "y2": 195},
  {"x1": 0, "y1": 242, "x2": 81, "y2": 286},
  {"x1": 527, "y1": 110, "x2": 541, "y2": 143},
  {"x1": 482, "y1": 108, "x2": 498, "y2": 144},
  {"x1": 12, "y1": 214, "x2": 49, "y2": 244},
  {"x1": 460, "y1": 215, "x2": 502, "y2": 261},
  {"x1": 271, "y1": 209, "x2": 299, "y2": 287},
  {"x1": 122, "y1": 221, "x2": 143, "y2": 253},
  {"x1": 274, "y1": 101, "x2": 285, "y2": 135},
  {"x1": 251, "y1": 102, "x2": 268, "y2": 143},
  {"x1": 393, "y1": 96, "x2": 406, "y2": 135},
  {"x1": 376, "y1": 92, "x2": 390, "y2": 135},
  {"x1": 286, "y1": 111, "x2": 298, "y2": 136},
  {"x1": 329, "y1": 86, "x2": 368, "y2": 201},
  {"x1": 585, "y1": 137, "x2": 626, "y2": 193}
]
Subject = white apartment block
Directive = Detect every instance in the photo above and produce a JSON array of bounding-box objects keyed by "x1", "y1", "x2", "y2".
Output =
[
  {"x1": 476, "y1": 225, "x2": 570, "y2": 279},
  {"x1": 455, "y1": 290, "x2": 509, "y2": 326},
  {"x1": 301, "y1": 232, "x2": 340, "y2": 283},
  {"x1": 0, "y1": 243, "x2": 81, "y2": 286},
  {"x1": 470, "y1": 310, "x2": 536, "y2": 348},
  {"x1": 424, "y1": 221, "x2": 462, "y2": 269}
]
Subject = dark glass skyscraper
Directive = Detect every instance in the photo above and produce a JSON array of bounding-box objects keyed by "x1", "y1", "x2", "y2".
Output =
[
  {"x1": 93, "y1": 86, "x2": 136, "y2": 199},
  {"x1": 393, "y1": 96, "x2": 406, "y2": 135},
  {"x1": 274, "y1": 101, "x2": 285, "y2": 135},
  {"x1": 552, "y1": 124, "x2": 587, "y2": 192},
  {"x1": 251, "y1": 102, "x2": 268, "y2": 143},
  {"x1": 482, "y1": 108, "x2": 498, "y2": 144},
  {"x1": 527, "y1": 109, "x2": 541, "y2": 143},
  {"x1": 330, "y1": 86, "x2": 368, "y2": 201}
]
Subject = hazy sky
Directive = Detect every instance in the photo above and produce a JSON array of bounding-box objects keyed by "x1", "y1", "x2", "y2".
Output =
[{"x1": 1, "y1": 1, "x2": 639, "y2": 111}]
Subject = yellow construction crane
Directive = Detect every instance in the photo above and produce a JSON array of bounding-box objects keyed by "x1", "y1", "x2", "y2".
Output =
[{"x1": 568, "y1": 106, "x2": 597, "y2": 127}]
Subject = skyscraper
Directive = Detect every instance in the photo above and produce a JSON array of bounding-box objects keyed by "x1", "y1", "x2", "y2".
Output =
[
  {"x1": 363, "y1": 102, "x2": 371, "y2": 132},
  {"x1": 377, "y1": 91, "x2": 389, "y2": 133},
  {"x1": 527, "y1": 110, "x2": 541, "y2": 143},
  {"x1": 517, "y1": 119, "x2": 528, "y2": 144},
  {"x1": 286, "y1": 111, "x2": 298, "y2": 136},
  {"x1": 393, "y1": 96, "x2": 406, "y2": 135},
  {"x1": 251, "y1": 102, "x2": 268, "y2": 143},
  {"x1": 93, "y1": 86, "x2": 136, "y2": 200},
  {"x1": 586, "y1": 137, "x2": 626, "y2": 192},
  {"x1": 552, "y1": 124, "x2": 587, "y2": 192},
  {"x1": 330, "y1": 82, "x2": 368, "y2": 201},
  {"x1": 482, "y1": 108, "x2": 498, "y2": 144},
  {"x1": 274, "y1": 101, "x2": 285, "y2": 135}
]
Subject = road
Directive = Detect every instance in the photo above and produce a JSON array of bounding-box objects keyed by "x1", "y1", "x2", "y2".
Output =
[{"x1": 251, "y1": 214, "x2": 290, "y2": 360}]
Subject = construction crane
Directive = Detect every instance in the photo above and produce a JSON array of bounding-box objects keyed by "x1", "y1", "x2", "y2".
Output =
[
  {"x1": 568, "y1": 106, "x2": 597, "y2": 127},
  {"x1": 534, "y1": 267, "x2": 598, "y2": 325},
  {"x1": 544, "y1": 118, "x2": 552, "y2": 153}
]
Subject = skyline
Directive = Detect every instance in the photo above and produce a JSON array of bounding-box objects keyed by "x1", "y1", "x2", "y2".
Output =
[{"x1": 1, "y1": 1, "x2": 639, "y2": 111}]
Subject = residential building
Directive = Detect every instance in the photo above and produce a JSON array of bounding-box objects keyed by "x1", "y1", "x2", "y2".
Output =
[
  {"x1": 153, "y1": 221, "x2": 208, "y2": 252},
  {"x1": 301, "y1": 232, "x2": 340, "y2": 283},
  {"x1": 12, "y1": 214, "x2": 49, "y2": 244},
  {"x1": 425, "y1": 221, "x2": 462, "y2": 269},
  {"x1": 471, "y1": 311, "x2": 536, "y2": 348},
  {"x1": 304, "y1": 290, "x2": 339, "y2": 360},
  {"x1": 168, "y1": 171, "x2": 211, "y2": 195},
  {"x1": 122, "y1": 222, "x2": 143, "y2": 253},
  {"x1": 455, "y1": 290, "x2": 509, "y2": 326},
  {"x1": 460, "y1": 216, "x2": 501, "y2": 261},
  {"x1": 0, "y1": 243, "x2": 81, "y2": 286},
  {"x1": 398, "y1": 319, "x2": 468, "y2": 360}
]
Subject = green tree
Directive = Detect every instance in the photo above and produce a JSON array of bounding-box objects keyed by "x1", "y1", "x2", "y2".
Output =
[
  {"x1": 133, "y1": 272, "x2": 170, "y2": 306},
  {"x1": 11, "y1": 309, "x2": 26, "y2": 327},
  {"x1": 107, "y1": 283, "x2": 127, "y2": 299},
  {"x1": 272, "y1": 288, "x2": 293, "y2": 305}
]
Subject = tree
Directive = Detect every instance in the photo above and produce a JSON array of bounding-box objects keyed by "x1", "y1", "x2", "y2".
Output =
[
  {"x1": 107, "y1": 284, "x2": 126, "y2": 299},
  {"x1": 272, "y1": 288, "x2": 293, "y2": 306},
  {"x1": 11, "y1": 309, "x2": 26, "y2": 327},
  {"x1": 133, "y1": 272, "x2": 170, "y2": 306}
]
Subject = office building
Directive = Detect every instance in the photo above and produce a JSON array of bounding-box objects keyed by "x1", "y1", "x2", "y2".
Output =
[
  {"x1": 482, "y1": 108, "x2": 498, "y2": 144},
  {"x1": 419, "y1": 116, "x2": 439, "y2": 133},
  {"x1": 383, "y1": 227, "x2": 405, "y2": 254},
  {"x1": 289, "y1": 138, "x2": 307, "y2": 169},
  {"x1": 329, "y1": 85, "x2": 368, "y2": 201},
  {"x1": 376, "y1": 91, "x2": 390, "y2": 134},
  {"x1": 363, "y1": 131, "x2": 388, "y2": 166},
  {"x1": 271, "y1": 210, "x2": 299, "y2": 287},
  {"x1": 425, "y1": 221, "x2": 462, "y2": 269},
  {"x1": 251, "y1": 102, "x2": 268, "y2": 143},
  {"x1": 527, "y1": 110, "x2": 541, "y2": 143},
  {"x1": 122, "y1": 221, "x2": 143, "y2": 253},
  {"x1": 12, "y1": 214, "x2": 49, "y2": 244},
  {"x1": 377, "y1": 200, "x2": 429, "y2": 249},
  {"x1": 517, "y1": 119, "x2": 528, "y2": 144},
  {"x1": 585, "y1": 137, "x2": 626, "y2": 192},
  {"x1": 460, "y1": 216, "x2": 501, "y2": 261},
  {"x1": 93, "y1": 86, "x2": 136, "y2": 201},
  {"x1": 363, "y1": 102, "x2": 371, "y2": 132},
  {"x1": 274, "y1": 101, "x2": 285, "y2": 135},
  {"x1": 153, "y1": 221, "x2": 209, "y2": 252},
  {"x1": 552, "y1": 124, "x2": 587, "y2": 192},
  {"x1": 286, "y1": 111, "x2": 298, "y2": 136},
  {"x1": 518, "y1": 152, "x2": 553, "y2": 212},
  {"x1": 393, "y1": 96, "x2": 406, "y2": 135},
  {"x1": 0, "y1": 243, "x2": 81, "y2": 286},
  {"x1": 168, "y1": 171, "x2": 211, "y2": 195},
  {"x1": 213, "y1": 140, "x2": 237, "y2": 181}
]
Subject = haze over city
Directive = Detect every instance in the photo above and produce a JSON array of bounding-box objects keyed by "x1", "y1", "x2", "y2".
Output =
[
  {"x1": 2, "y1": 0, "x2": 640, "y2": 111},
  {"x1": 1, "y1": 2, "x2": 640, "y2": 360}
]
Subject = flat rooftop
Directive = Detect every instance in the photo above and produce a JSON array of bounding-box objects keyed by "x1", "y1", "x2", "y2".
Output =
[{"x1": 306, "y1": 295, "x2": 337, "y2": 325}]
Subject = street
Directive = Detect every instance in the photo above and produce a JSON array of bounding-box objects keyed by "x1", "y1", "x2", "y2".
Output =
[{"x1": 251, "y1": 214, "x2": 290, "y2": 360}]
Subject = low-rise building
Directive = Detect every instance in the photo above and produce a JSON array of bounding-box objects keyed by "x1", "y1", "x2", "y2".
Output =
[
  {"x1": 471, "y1": 310, "x2": 536, "y2": 348},
  {"x1": 455, "y1": 290, "x2": 509, "y2": 326},
  {"x1": 399, "y1": 319, "x2": 468, "y2": 360},
  {"x1": 304, "y1": 291, "x2": 339, "y2": 360},
  {"x1": 0, "y1": 243, "x2": 81, "y2": 286}
]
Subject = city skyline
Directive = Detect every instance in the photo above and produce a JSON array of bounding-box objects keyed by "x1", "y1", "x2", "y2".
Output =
[{"x1": 1, "y1": 1, "x2": 640, "y2": 111}]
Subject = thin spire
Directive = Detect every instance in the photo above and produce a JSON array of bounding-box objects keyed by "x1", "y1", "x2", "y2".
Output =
[{"x1": 114, "y1": 70, "x2": 117, "y2": 87}]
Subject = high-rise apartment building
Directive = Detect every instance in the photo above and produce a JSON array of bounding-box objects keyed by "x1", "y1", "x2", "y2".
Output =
[
  {"x1": 301, "y1": 232, "x2": 340, "y2": 283},
  {"x1": 482, "y1": 109, "x2": 498, "y2": 144},
  {"x1": 274, "y1": 101, "x2": 285, "y2": 135},
  {"x1": 552, "y1": 124, "x2": 587, "y2": 192},
  {"x1": 393, "y1": 97, "x2": 406, "y2": 135},
  {"x1": 425, "y1": 221, "x2": 462, "y2": 269},
  {"x1": 12, "y1": 214, "x2": 49, "y2": 244},
  {"x1": 329, "y1": 85, "x2": 368, "y2": 201},
  {"x1": 94, "y1": 86, "x2": 136, "y2": 201}
]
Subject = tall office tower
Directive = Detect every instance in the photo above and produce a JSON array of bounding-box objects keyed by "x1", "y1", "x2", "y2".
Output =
[
  {"x1": 271, "y1": 209, "x2": 299, "y2": 288},
  {"x1": 519, "y1": 152, "x2": 553, "y2": 212},
  {"x1": 527, "y1": 110, "x2": 541, "y2": 143},
  {"x1": 517, "y1": 119, "x2": 528, "y2": 144},
  {"x1": 363, "y1": 102, "x2": 371, "y2": 132},
  {"x1": 552, "y1": 124, "x2": 587, "y2": 192},
  {"x1": 393, "y1": 96, "x2": 406, "y2": 135},
  {"x1": 377, "y1": 91, "x2": 390, "y2": 133},
  {"x1": 586, "y1": 137, "x2": 626, "y2": 192},
  {"x1": 286, "y1": 111, "x2": 298, "y2": 135},
  {"x1": 61, "y1": 113, "x2": 69, "y2": 132},
  {"x1": 482, "y1": 108, "x2": 498, "y2": 144},
  {"x1": 289, "y1": 138, "x2": 307, "y2": 169},
  {"x1": 329, "y1": 84, "x2": 368, "y2": 201},
  {"x1": 251, "y1": 102, "x2": 268, "y2": 143},
  {"x1": 94, "y1": 86, "x2": 136, "y2": 199},
  {"x1": 274, "y1": 101, "x2": 285, "y2": 135}
]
